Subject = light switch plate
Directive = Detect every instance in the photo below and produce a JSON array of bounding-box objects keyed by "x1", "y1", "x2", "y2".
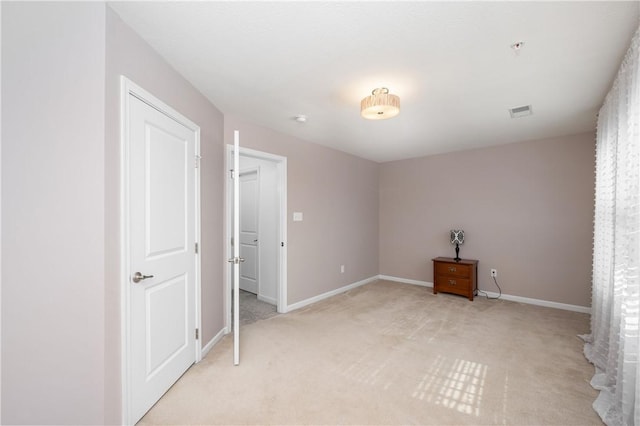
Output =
[{"x1": 293, "y1": 212, "x2": 303, "y2": 222}]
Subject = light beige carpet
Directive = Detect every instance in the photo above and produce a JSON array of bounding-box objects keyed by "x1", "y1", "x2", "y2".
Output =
[{"x1": 139, "y1": 280, "x2": 600, "y2": 425}]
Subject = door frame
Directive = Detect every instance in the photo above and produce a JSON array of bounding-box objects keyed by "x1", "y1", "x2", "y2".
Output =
[
  {"x1": 225, "y1": 145, "x2": 288, "y2": 332},
  {"x1": 120, "y1": 76, "x2": 202, "y2": 425}
]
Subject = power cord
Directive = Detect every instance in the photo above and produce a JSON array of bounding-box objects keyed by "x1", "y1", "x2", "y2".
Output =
[{"x1": 477, "y1": 276, "x2": 502, "y2": 300}]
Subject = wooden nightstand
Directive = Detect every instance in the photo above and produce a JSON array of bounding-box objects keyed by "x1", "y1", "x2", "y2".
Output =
[{"x1": 432, "y1": 257, "x2": 478, "y2": 301}]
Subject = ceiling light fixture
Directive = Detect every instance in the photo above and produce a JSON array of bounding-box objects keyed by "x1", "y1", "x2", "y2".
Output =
[{"x1": 360, "y1": 88, "x2": 400, "y2": 120}]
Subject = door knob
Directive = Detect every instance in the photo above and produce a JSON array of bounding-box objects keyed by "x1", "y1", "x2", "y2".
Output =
[{"x1": 132, "y1": 272, "x2": 154, "y2": 283}]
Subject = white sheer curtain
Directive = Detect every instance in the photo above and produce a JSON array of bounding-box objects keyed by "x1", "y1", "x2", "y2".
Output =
[{"x1": 582, "y1": 25, "x2": 640, "y2": 426}]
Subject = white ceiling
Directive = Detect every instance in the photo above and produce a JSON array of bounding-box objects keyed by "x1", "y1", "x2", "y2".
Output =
[{"x1": 109, "y1": 1, "x2": 639, "y2": 163}]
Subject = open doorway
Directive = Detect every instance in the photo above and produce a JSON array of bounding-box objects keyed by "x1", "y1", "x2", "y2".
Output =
[{"x1": 225, "y1": 145, "x2": 287, "y2": 332}]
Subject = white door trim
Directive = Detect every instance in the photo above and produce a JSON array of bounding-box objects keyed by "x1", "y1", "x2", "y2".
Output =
[
  {"x1": 225, "y1": 145, "x2": 288, "y2": 333},
  {"x1": 120, "y1": 76, "x2": 202, "y2": 425}
]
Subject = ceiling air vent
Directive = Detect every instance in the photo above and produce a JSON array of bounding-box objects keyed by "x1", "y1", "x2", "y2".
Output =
[{"x1": 509, "y1": 105, "x2": 533, "y2": 118}]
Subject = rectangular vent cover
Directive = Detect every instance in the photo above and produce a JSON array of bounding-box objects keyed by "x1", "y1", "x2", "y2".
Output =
[{"x1": 509, "y1": 105, "x2": 533, "y2": 118}]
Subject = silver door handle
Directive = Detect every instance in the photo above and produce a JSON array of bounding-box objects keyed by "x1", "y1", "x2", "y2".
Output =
[
  {"x1": 227, "y1": 257, "x2": 246, "y2": 264},
  {"x1": 132, "y1": 272, "x2": 154, "y2": 283}
]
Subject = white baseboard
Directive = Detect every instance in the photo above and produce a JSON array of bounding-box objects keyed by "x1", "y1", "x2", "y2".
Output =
[
  {"x1": 283, "y1": 274, "x2": 591, "y2": 315},
  {"x1": 257, "y1": 294, "x2": 277, "y2": 305},
  {"x1": 381, "y1": 275, "x2": 591, "y2": 314},
  {"x1": 285, "y1": 275, "x2": 379, "y2": 312},
  {"x1": 478, "y1": 291, "x2": 591, "y2": 313},
  {"x1": 200, "y1": 327, "x2": 227, "y2": 359},
  {"x1": 378, "y1": 275, "x2": 432, "y2": 287}
]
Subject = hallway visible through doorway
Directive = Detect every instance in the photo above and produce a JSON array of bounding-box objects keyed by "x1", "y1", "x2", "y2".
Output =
[{"x1": 233, "y1": 290, "x2": 278, "y2": 327}]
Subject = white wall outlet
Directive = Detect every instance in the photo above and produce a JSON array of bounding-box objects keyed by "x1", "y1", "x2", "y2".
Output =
[
  {"x1": 293, "y1": 212, "x2": 303, "y2": 222},
  {"x1": 490, "y1": 268, "x2": 497, "y2": 278},
  {"x1": 340, "y1": 265, "x2": 345, "y2": 273}
]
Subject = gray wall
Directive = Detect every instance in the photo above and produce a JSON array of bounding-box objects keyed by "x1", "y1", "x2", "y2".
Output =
[
  {"x1": 1, "y1": 3, "x2": 226, "y2": 423},
  {"x1": 1, "y1": 3, "x2": 106, "y2": 424},
  {"x1": 104, "y1": 7, "x2": 225, "y2": 423},
  {"x1": 224, "y1": 116, "x2": 380, "y2": 305},
  {"x1": 379, "y1": 132, "x2": 595, "y2": 307}
]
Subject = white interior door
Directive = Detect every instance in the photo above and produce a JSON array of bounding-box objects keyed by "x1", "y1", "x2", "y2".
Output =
[
  {"x1": 128, "y1": 93, "x2": 197, "y2": 423},
  {"x1": 239, "y1": 170, "x2": 259, "y2": 294},
  {"x1": 232, "y1": 131, "x2": 241, "y2": 365},
  {"x1": 226, "y1": 143, "x2": 287, "y2": 365}
]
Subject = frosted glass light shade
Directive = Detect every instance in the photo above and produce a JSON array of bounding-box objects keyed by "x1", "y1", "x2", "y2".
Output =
[{"x1": 361, "y1": 88, "x2": 400, "y2": 120}]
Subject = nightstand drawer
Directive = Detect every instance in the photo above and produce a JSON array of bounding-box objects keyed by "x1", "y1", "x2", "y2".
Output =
[
  {"x1": 435, "y1": 262, "x2": 471, "y2": 278},
  {"x1": 436, "y1": 275, "x2": 470, "y2": 292}
]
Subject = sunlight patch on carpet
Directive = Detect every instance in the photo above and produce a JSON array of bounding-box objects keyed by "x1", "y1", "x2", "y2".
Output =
[{"x1": 413, "y1": 356, "x2": 487, "y2": 416}]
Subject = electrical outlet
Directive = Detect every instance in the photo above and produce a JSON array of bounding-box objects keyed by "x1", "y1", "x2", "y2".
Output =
[
  {"x1": 490, "y1": 269, "x2": 497, "y2": 278},
  {"x1": 340, "y1": 265, "x2": 345, "y2": 274}
]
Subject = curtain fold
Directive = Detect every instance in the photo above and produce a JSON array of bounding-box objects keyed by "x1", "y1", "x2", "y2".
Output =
[{"x1": 583, "y1": 24, "x2": 640, "y2": 426}]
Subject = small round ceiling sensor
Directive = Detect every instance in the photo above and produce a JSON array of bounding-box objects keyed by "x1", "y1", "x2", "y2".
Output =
[{"x1": 294, "y1": 115, "x2": 307, "y2": 123}]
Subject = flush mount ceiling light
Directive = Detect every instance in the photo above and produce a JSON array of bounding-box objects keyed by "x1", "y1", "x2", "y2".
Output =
[{"x1": 360, "y1": 88, "x2": 400, "y2": 120}]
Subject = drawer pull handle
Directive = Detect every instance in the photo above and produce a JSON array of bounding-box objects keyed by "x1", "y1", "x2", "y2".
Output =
[
  {"x1": 449, "y1": 279, "x2": 456, "y2": 286},
  {"x1": 448, "y1": 267, "x2": 456, "y2": 272}
]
